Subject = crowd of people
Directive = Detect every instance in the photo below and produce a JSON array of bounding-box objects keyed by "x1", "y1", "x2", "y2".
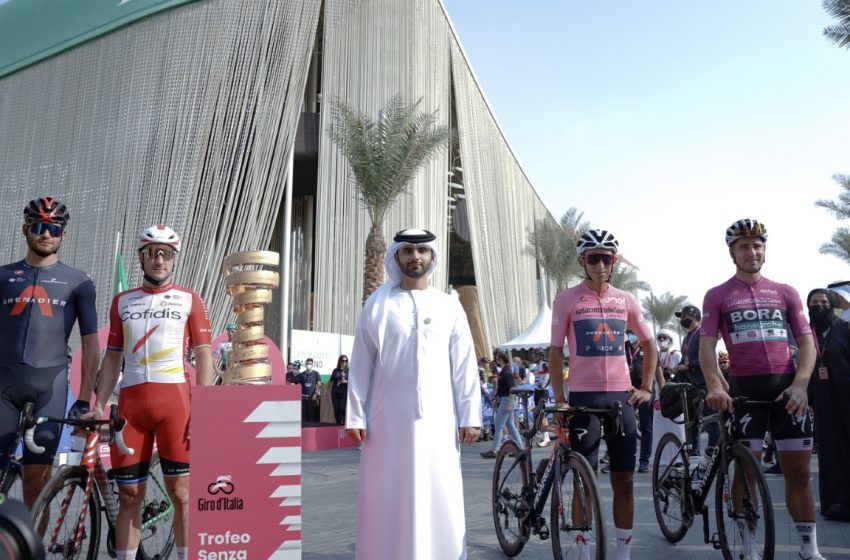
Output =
[
  {"x1": 285, "y1": 356, "x2": 350, "y2": 425},
  {"x1": 342, "y1": 219, "x2": 850, "y2": 560}
]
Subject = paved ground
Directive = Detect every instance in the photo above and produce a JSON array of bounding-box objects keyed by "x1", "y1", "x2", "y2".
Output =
[{"x1": 302, "y1": 439, "x2": 850, "y2": 559}]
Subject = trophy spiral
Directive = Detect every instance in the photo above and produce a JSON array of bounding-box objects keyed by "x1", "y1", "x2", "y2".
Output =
[{"x1": 221, "y1": 251, "x2": 280, "y2": 385}]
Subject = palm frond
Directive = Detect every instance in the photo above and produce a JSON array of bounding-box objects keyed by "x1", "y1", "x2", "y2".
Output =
[
  {"x1": 819, "y1": 227, "x2": 850, "y2": 265},
  {"x1": 823, "y1": 0, "x2": 850, "y2": 48},
  {"x1": 328, "y1": 94, "x2": 452, "y2": 225}
]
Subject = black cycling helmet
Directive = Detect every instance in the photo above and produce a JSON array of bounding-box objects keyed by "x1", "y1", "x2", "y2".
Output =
[{"x1": 23, "y1": 196, "x2": 70, "y2": 225}]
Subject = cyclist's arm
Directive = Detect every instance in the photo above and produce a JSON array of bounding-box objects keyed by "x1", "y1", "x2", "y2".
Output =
[
  {"x1": 75, "y1": 275, "x2": 100, "y2": 402},
  {"x1": 194, "y1": 345, "x2": 214, "y2": 386},
  {"x1": 549, "y1": 346, "x2": 566, "y2": 406},
  {"x1": 78, "y1": 333, "x2": 99, "y2": 403},
  {"x1": 782, "y1": 333, "x2": 816, "y2": 415},
  {"x1": 93, "y1": 349, "x2": 123, "y2": 412},
  {"x1": 698, "y1": 335, "x2": 725, "y2": 391}
]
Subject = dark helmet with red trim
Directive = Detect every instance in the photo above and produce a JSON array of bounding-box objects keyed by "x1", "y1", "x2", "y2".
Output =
[{"x1": 23, "y1": 197, "x2": 70, "y2": 225}]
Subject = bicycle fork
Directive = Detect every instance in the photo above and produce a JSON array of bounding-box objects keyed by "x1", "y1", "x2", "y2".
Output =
[{"x1": 45, "y1": 431, "x2": 101, "y2": 555}]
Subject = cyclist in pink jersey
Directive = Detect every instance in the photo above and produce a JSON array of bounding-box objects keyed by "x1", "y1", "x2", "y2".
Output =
[
  {"x1": 699, "y1": 218, "x2": 824, "y2": 560},
  {"x1": 87, "y1": 225, "x2": 213, "y2": 560},
  {"x1": 550, "y1": 229, "x2": 656, "y2": 560}
]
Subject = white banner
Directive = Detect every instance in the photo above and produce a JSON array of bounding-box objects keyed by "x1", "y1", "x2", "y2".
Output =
[{"x1": 290, "y1": 329, "x2": 354, "y2": 374}]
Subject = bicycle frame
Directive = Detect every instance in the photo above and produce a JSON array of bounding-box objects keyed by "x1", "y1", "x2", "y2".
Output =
[{"x1": 43, "y1": 428, "x2": 174, "y2": 556}]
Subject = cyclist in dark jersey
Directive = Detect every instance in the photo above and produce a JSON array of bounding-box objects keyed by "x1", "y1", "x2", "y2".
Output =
[
  {"x1": 0, "y1": 197, "x2": 99, "y2": 508},
  {"x1": 700, "y1": 218, "x2": 825, "y2": 560}
]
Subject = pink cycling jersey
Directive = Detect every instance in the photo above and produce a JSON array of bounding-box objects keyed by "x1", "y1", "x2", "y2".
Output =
[
  {"x1": 700, "y1": 276, "x2": 811, "y2": 377},
  {"x1": 551, "y1": 283, "x2": 651, "y2": 392}
]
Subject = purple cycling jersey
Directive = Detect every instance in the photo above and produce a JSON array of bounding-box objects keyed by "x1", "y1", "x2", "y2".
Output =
[{"x1": 700, "y1": 276, "x2": 811, "y2": 377}]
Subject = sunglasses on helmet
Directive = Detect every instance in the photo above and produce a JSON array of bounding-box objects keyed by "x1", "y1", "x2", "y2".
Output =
[
  {"x1": 585, "y1": 254, "x2": 615, "y2": 266},
  {"x1": 27, "y1": 221, "x2": 64, "y2": 237}
]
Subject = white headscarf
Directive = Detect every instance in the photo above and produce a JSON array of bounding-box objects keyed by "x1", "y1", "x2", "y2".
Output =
[{"x1": 382, "y1": 229, "x2": 440, "y2": 288}]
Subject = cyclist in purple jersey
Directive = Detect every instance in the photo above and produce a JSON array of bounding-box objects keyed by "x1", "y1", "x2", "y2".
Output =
[
  {"x1": 699, "y1": 218, "x2": 825, "y2": 560},
  {"x1": 0, "y1": 197, "x2": 99, "y2": 509}
]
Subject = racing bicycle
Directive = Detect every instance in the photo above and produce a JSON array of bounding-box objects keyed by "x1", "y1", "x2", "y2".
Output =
[
  {"x1": 492, "y1": 387, "x2": 625, "y2": 559},
  {"x1": 29, "y1": 405, "x2": 175, "y2": 559},
  {"x1": 652, "y1": 383, "x2": 777, "y2": 560}
]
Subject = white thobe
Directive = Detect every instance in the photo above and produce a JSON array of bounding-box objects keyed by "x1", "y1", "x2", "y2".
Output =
[
  {"x1": 652, "y1": 349, "x2": 685, "y2": 466},
  {"x1": 346, "y1": 286, "x2": 481, "y2": 560}
]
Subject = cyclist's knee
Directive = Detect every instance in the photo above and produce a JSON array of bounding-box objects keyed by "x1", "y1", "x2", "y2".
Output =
[
  {"x1": 117, "y1": 484, "x2": 145, "y2": 508},
  {"x1": 165, "y1": 477, "x2": 190, "y2": 507}
]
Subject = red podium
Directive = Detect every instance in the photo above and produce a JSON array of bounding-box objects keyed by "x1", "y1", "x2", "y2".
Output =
[{"x1": 190, "y1": 384, "x2": 302, "y2": 559}]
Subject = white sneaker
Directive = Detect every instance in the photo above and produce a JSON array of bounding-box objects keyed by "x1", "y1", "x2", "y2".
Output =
[{"x1": 799, "y1": 554, "x2": 827, "y2": 560}]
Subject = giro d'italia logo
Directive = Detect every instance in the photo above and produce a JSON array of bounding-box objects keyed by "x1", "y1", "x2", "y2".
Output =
[
  {"x1": 208, "y1": 475, "x2": 235, "y2": 495},
  {"x1": 199, "y1": 475, "x2": 243, "y2": 512}
]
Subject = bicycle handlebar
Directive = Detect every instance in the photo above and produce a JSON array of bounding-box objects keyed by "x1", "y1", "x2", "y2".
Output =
[{"x1": 24, "y1": 404, "x2": 134, "y2": 456}]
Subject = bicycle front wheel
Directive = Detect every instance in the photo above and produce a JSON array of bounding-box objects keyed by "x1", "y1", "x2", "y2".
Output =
[
  {"x1": 492, "y1": 440, "x2": 530, "y2": 557},
  {"x1": 715, "y1": 443, "x2": 775, "y2": 560},
  {"x1": 550, "y1": 451, "x2": 605, "y2": 560},
  {"x1": 652, "y1": 432, "x2": 691, "y2": 543},
  {"x1": 32, "y1": 466, "x2": 101, "y2": 560},
  {"x1": 138, "y1": 452, "x2": 175, "y2": 560}
]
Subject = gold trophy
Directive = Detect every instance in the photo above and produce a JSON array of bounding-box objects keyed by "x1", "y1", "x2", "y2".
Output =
[{"x1": 221, "y1": 251, "x2": 280, "y2": 384}]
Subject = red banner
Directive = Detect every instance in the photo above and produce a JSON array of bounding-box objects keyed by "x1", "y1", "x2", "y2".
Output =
[{"x1": 190, "y1": 384, "x2": 302, "y2": 559}]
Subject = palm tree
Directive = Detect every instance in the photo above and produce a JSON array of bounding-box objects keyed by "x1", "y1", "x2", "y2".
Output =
[
  {"x1": 815, "y1": 174, "x2": 850, "y2": 219},
  {"x1": 527, "y1": 207, "x2": 590, "y2": 291},
  {"x1": 820, "y1": 227, "x2": 850, "y2": 265},
  {"x1": 329, "y1": 95, "x2": 452, "y2": 302},
  {"x1": 815, "y1": 174, "x2": 850, "y2": 264},
  {"x1": 823, "y1": 0, "x2": 850, "y2": 49},
  {"x1": 609, "y1": 263, "x2": 651, "y2": 293},
  {"x1": 641, "y1": 292, "x2": 688, "y2": 337}
]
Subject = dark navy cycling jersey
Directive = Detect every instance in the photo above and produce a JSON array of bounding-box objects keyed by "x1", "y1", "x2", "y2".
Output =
[{"x1": 0, "y1": 260, "x2": 97, "y2": 368}]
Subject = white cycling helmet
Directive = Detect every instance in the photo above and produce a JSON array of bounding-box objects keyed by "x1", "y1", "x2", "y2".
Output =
[
  {"x1": 576, "y1": 229, "x2": 619, "y2": 256},
  {"x1": 138, "y1": 225, "x2": 181, "y2": 253},
  {"x1": 725, "y1": 218, "x2": 767, "y2": 246}
]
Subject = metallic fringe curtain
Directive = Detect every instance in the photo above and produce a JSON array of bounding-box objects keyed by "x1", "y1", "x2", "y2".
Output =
[
  {"x1": 0, "y1": 0, "x2": 322, "y2": 347},
  {"x1": 313, "y1": 0, "x2": 453, "y2": 333},
  {"x1": 313, "y1": 0, "x2": 557, "y2": 350}
]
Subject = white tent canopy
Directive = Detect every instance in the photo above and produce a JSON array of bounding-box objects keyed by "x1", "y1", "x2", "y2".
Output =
[{"x1": 498, "y1": 302, "x2": 552, "y2": 351}]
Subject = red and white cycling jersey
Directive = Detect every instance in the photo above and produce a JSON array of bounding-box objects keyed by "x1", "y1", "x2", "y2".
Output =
[{"x1": 106, "y1": 284, "x2": 211, "y2": 387}]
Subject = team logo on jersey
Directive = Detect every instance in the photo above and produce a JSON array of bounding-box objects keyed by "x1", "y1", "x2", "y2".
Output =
[
  {"x1": 574, "y1": 318, "x2": 626, "y2": 357},
  {"x1": 121, "y1": 308, "x2": 183, "y2": 321},
  {"x1": 13, "y1": 270, "x2": 23, "y2": 276},
  {"x1": 5, "y1": 286, "x2": 67, "y2": 316}
]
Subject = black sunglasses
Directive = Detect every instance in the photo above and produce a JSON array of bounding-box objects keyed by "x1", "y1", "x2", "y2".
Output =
[
  {"x1": 28, "y1": 221, "x2": 64, "y2": 237},
  {"x1": 585, "y1": 254, "x2": 615, "y2": 266}
]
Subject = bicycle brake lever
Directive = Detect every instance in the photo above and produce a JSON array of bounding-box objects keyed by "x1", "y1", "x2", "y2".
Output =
[{"x1": 24, "y1": 419, "x2": 46, "y2": 454}]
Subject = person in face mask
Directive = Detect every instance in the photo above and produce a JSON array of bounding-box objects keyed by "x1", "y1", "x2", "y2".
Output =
[
  {"x1": 806, "y1": 288, "x2": 850, "y2": 520},
  {"x1": 670, "y1": 305, "x2": 720, "y2": 455},
  {"x1": 294, "y1": 357, "x2": 322, "y2": 423}
]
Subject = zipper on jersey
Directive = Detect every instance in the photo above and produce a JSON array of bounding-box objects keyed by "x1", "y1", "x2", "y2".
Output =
[{"x1": 21, "y1": 267, "x2": 38, "y2": 360}]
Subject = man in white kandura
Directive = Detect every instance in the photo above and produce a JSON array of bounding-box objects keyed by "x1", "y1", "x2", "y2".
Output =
[{"x1": 345, "y1": 229, "x2": 482, "y2": 560}]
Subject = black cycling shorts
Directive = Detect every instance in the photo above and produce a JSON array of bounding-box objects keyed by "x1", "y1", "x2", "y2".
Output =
[
  {"x1": 729, "y1": 374, "x2": 813, "y2": 452},
  {"x1": 0, "y1": 363, "x2": 69, "y2": 466},
  {"x1": 568, "y1": 391, "x2": 637, "y2": 472}
]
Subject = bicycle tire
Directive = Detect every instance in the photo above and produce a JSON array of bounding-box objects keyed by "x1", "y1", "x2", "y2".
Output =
[
  {"x1": 550, "y1": 451, "x2": 605, "y2": 560},
  {"x1": 652, "y1": 432, "x2": 691, "y2": 543},
  {"x1": 492, "y1": 440, "x2": 530, "y2": 557},
  {"x1": 32, "y1": 466, "x2": 101, "y2": 560},
  {"x1": 715, "y1": 443, "x2": 775, "y2": 560},
  {"x1": 137, "y1": 452, "x2": 175, "y2": 560}
]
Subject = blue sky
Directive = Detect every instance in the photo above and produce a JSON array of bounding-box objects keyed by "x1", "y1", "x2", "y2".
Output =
[{"x1": 442, "y1": 0, "x2": 850, "y2": 319}]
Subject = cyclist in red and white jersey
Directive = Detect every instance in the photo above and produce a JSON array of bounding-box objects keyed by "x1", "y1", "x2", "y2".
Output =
[
  {"x1": 88, "y1": 225, "x2": 213, "y2": 560},
  {"x1": 550, "y1": 229, "x2": 657, "y2": 560},
  {"x1": 699, "y1": 218, "x2": 825, "y2": 560}
]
